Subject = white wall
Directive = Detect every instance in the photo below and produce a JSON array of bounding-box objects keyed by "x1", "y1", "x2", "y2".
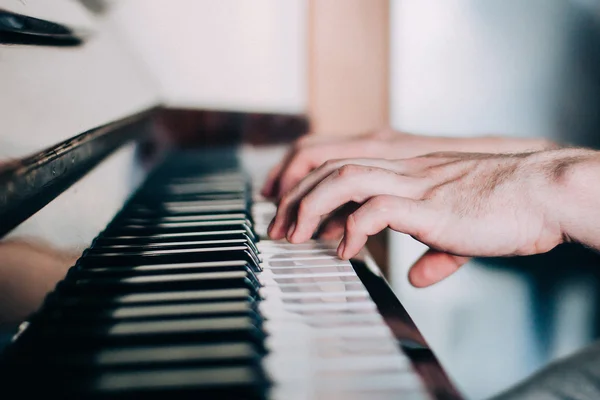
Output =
[
  {"x1": 111, "y1": 0, "x2": 307, "y2": 114},
  {"x1": 390, "y1": 0, "x2": 574, "y2": 139},
  {"x1": 0, "y1": 0, "x2": 160, "y2": 159}
]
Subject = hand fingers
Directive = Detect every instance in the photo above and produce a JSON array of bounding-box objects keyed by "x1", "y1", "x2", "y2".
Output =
[
  {"x1": 337, "y1": 195, "x2": 436, "y2": 259},
  {"x1": 408, "y1": 249, "x2": 470, "y2": 288},
  {"x1": 288, "y1": 166, "x2": 426, "y2": 243},
  {"x1": 261, "y1": 136, "x2": 327, "y2": 198},
  {"x1": 275, "y1": 150, "x2": 322, "y2": 198},
  {"x1": 274, "y1": 141, "x2": 375, "y2": 198},
  {"x1": 261, "y1": 160, "x2": 285, "y2": 198},
  {"x1": 317, "y1": 219, "x2": 346, "y2": 240},
  {"x1": 261, "y1": 143, "x2": 307, "y2": 198},
  {"x1": 265, "y1": 131, "x2": 402, "y2": 199},
  {"x1": 315, "y1": 203, "x2": 360, "y2": 240},
  {"x1": 269, "y1": 159, "x2": 399, "y2": 240}
]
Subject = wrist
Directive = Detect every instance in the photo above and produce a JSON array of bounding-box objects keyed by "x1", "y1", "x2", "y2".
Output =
[{"x1": 544, "y1": 149, "x2": 600, "y2": 249}]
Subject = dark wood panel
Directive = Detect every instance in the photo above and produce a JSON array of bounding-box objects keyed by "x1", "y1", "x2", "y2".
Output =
[
  {"x1": 0, "y1": 107, "x2": 157, "y2": 238},
  {"x1": 155, "y1": 108, "x2": 309, "y2": 147}
]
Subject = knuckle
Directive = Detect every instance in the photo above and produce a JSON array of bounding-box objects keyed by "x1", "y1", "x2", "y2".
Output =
[
  {"x1": 337, "y1": 164, "x2": 361, "y2": 178},
  {"x1": 420, "y1": 181, "x2": 445, "y2": 200},
  {"x1": 414, "y1": 226, "x2": 434, "y2": 244},
  {"x1": 320, "y1": 159, "x2": 337, "y2": 172},
  {"x1": 345, "y1": 213, "x2": 359, "y2": 233},
  {"x1": 297, "y1": 198, "x2": 312, "y2": 218},
  {"x1": 369, "y1": 195, "x2": 393, "y2": 212},
  {"x1": 279, "y1": 192, "x2": 293, "y2": 209},
  {"x1": 421, "y1": 187, "x2": 438, "y2": 201},
  {"x1": 322, "y1": 159, "x2": 339, "y2": 168}
]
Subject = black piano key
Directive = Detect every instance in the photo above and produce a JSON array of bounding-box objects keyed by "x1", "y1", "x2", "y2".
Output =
[
  {"x1": 94, "y1": 342, "x2": 258, "y2": 367},
  {"x1": 133, "y1": 198, "x2": 247, "y2": 208},
  {"x1": 122, "y1": 212, "x2": 249, "y2": 224},
  {"x1": 130, "y1": 203, "x2": 248, "y2": 216},
  {"x1": 107, "y1": 220, "x2": 253, "y2": 235},
  {"x1": 158, "y1": 175, "x2": 246, "y2": 184},
  {"x1": 57, "y1": 270, "x2": 261, "y2": 295},
  {"x1": 9, "y1": 342, "x2": 260, "y2": 370},
  {"x1": 87, "y1": 238, "x2": 259, "y2": 258},
  {"x1": 105, "y1": 224, "x2": 257, "y2": 242},
  {"x1": 118, "y1": 219, "x2": 252, "y2": 231},
  {"x1": 71, "y1": 260, "x2": 256, "y2": 278},
  {"x1": 154, "y1": 199, "x2": 246, "y2": 207},
  {"x1": 37, "y1": 301, "x2": 259, "y2": 323},
  {"x1": 140, "y1": 192, "x2": 248, "y2": 200},
  {"x1": 125, "y1": 207, "x2": 251, "y2": 219},
  {"x1": 45, "y1": 288, "x2": 256, "y2": 308},
  {"x1": 153, "y1": 190, "x2": 247, "y2": 198},
  {"x1": 4, "y1": 366, "x2": 267, "y2": 399},
  {"x1": 91, "y1": 366, "x2": 267, "y2": 398},
  {"x1": 158, "y1": 180, "x2": 247, "y2": 189},
  {"x1": 20, "y1": 316, "x2": 266, "y2": 349},
  {"x1": 79, "y1": 246, "x2": 261, "y2": 271},
  {"x1": 94, "y1": 230, "x2": 255, "y2": 246},
  {"x1": 110, "y1": 208, "x2": 251, "y2": 225},
  {"x1": 34, "y1": 303, "x2": 264, "y2": 331}
]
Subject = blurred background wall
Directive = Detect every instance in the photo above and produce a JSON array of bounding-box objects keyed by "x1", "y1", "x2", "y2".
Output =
[
  {"x1": 110, "y1": 0, "x2": 306, "y2": 114},
  {"x1": 388, "y1": 1, "x2": 600, "y2": 398}
]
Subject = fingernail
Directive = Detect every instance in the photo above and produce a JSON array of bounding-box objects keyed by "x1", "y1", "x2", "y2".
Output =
[{"x1": 287, "y1": 222, "x2": 296, "y2": 240}]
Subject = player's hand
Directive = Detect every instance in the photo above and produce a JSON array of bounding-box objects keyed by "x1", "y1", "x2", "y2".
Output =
[
  {"x1": 261, "y1": 130, "x2": 554, "y2": 200},
  {"x1": 262, "y1": 130, "x2": 450, "y2": 199},
  {"x1": 268, "y1": 150, "x2": 583, "y2": 287}
]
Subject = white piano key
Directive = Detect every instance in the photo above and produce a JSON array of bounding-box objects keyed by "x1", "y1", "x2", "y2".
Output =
[
  {"x1": 267, "y1": 261, "x2": 353, "y2": 268},
  {"x1": 260, "y1": 270, "x2": 358, "y2": 279}
]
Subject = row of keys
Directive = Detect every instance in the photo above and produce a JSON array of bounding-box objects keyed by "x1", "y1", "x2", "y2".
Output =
[
  {"x1": 2, "y1": 168, "x2": 271, "y2": 398},
  {"x1": 254, "y1": 238, "x2": 428, "y2": 400},
  {"x1": 1, "y1": 150, "x2": 432, "y2": 399}
]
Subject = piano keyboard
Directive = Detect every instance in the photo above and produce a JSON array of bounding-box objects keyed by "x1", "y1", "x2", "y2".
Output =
[{"x1": 0, "y1": 150, "x2": 431, "y2": 399}]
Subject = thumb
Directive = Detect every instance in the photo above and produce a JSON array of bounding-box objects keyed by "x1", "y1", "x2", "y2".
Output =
[{"x1": 408, "y1": 249, "x2": 470, "y2": 288}]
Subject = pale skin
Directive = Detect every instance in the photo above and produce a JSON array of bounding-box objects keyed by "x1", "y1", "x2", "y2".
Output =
[{"x1": 264, "y1": 130, "x2": 600, "y2": 288}]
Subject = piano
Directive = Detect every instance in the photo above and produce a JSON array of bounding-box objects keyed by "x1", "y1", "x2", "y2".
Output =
[{"x1": 0, "y1": 3, "x2": 461, "y2": 399}]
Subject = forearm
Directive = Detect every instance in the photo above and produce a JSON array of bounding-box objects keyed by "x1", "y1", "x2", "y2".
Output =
[
  {"x1": 550, "y1": 149, "x2": 600, "y2": 251},
  {"x1": 381, "y1": 131, "x2": 558, "y2": 159},
  {"x1": 430, "y1": 135, "x2": 558, "y2": 154}
]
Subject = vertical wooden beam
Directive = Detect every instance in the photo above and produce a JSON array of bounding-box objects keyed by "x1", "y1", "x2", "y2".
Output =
[
  {"x1": 307, "y1": 0, "x2": 390, "y2": 273},
  {"x1": 307, "y1": 0, "x2": 390, "y2": 135}
]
